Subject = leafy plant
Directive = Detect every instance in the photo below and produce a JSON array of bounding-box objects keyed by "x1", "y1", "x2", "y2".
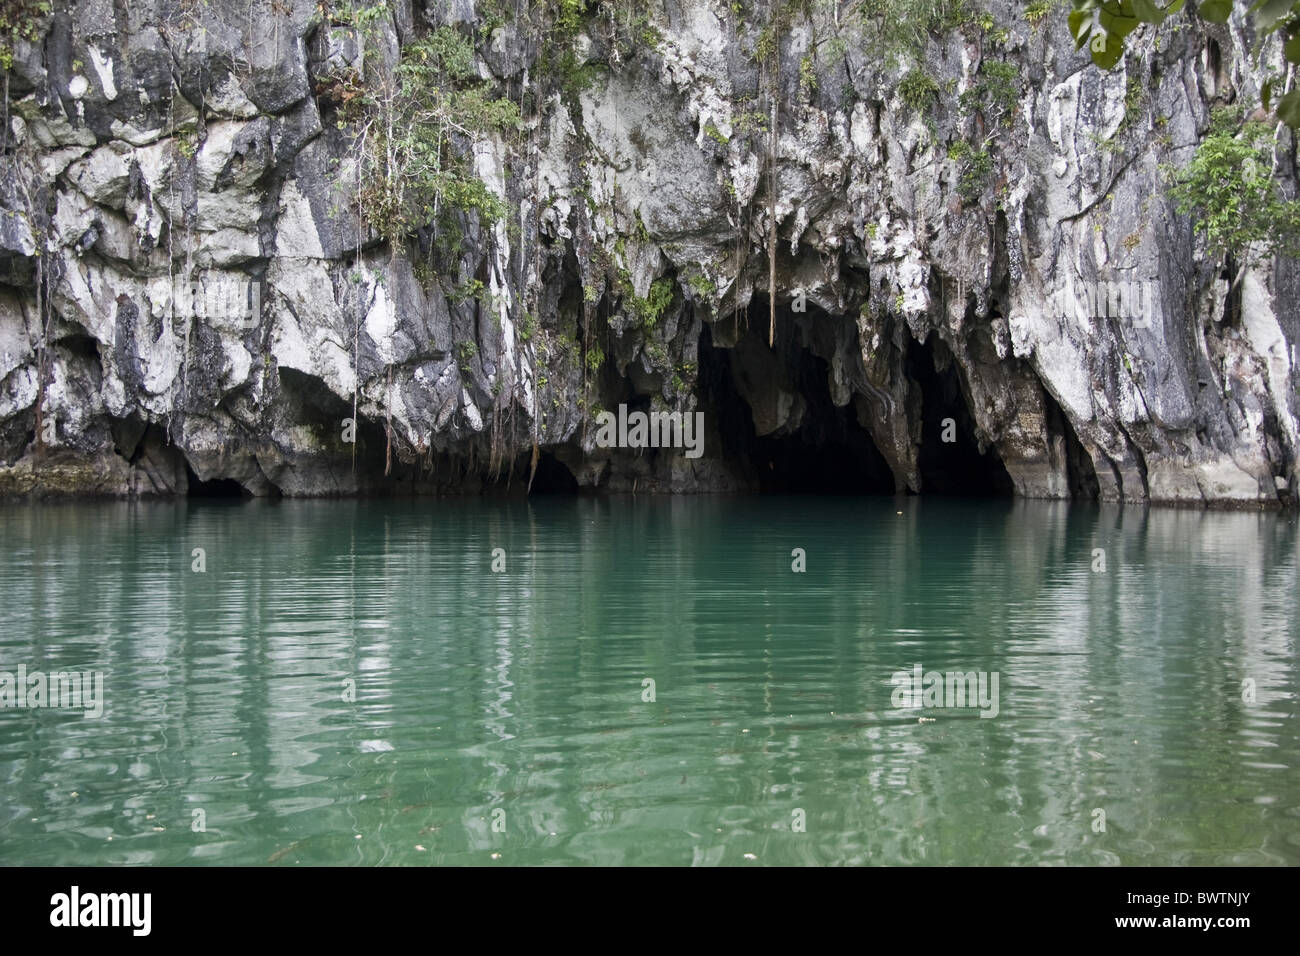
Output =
[
  {"x1": 1068, "y1": 1, "x2": 1300, "y2": 127},
  {"x1": 1027, "y1": 0, "x2": 1058, "y2": 24},
  {"x1": 899, "y1": 68, "x2": 939, "y2": 113},
  {"x1": 520, "y1": 311, "x2": 538, "y2": 342},
  {"x1": 448, "y1": 277, "x2": 486, "y2": 304},
  {"x1": 1165, "y1": 107, "x2": 1300, "y2": 265},
  {"x1": 627, "y1": 275, "x2": 675, "y2": 329},
  {"x1": 456, "y1": 339, "x2": 479, "y2": 372},
  {"x1": 349, "y1": 15, "x2": 520, "y2": 242},
  {"x1": 326, "y1": 1, "x2": 392, "y2": 28},
  {"x1": 960, "y1": 59, "x2": 1021, "y2": 126},
  {"x1": 859, "y1": 0, "x2": 978, "y2": 64},
  {"x1": 688, "y1": 274, "x2": 716, "y2": 299},
  {"x1": 799, "y1": 54, "x2": 818, "y2": 97},
  {"x1": 949, "y1": 139, "x2": 994, "y2": 202},
  {"x1": 0, "y1": 0, "x2": 49, "y2": 71}
]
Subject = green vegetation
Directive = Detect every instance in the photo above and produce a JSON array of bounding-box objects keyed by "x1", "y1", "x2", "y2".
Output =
[
  {"x1": 731, "y1": 107, "x2": 769, "y2": 139},
  {"x1": 456, "y1": 339, "x2": 478, "y2": 372},
  {"x1": 531, "y1": 0, "x2": 663, "y2": 93},
  {"x1": 520, "y1": 311, "x2": 539, "y2": 342},
  {"x1": 1121, "y1": 75, "x2": 1144, "y2": 126},
  {"x1": 448, "y1": 277, "x2": 487, "y2": 304},
  {"x1": 899, "y1": 69, "x2": 940, "y2": 113},
  {"x1": 0, "y1": 0, "x2": 49, "y2": 71},
  {"x1": 626, "y1": 276, "x2": 675, "y2": 330},
  {"x1": 960, "y1": 151, "x2": 992, "y2": 202},
  {"x1": 337, "y1": 10, "x2": 520, "y2": 243},
  {"x1": 799, "y1": 53, "x2": 818, "y2": 97},
  {"x1": 1026, "y1": 0, "x2": 1058, "y2": 24},
  {"x1": 688, "y1": 274, "x2": 717, "y2": 299},
  {"x1": 1067, "y1": 0, "x2": 1183, "y2": 70},
  {"x1": 1165, "y1": 107, "x2": 1300, "y2": 264},
  {"x1": 960, "y1": 59, "x2": 1021, "y2": 126},
  {"x1": 327, "y1": 0, "x2": 393, "y2": 29},
  {"x1": 948, "y1": 139, "x2": 994, "y2": 203},
  {"x1": 755, "y1": 22, "x2": 780, "y2": 64},
  {"x1": 858, "y1": 0, "x2": 981, "y2": 64},
  {"x1": 1067, "y1": 1, "x2": 1300, "y2": 127}
]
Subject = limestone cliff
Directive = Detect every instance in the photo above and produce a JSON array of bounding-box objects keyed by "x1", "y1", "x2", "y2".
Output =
[{"x1": 1, "y1": 0, "x2": 1297, "y2": 504}]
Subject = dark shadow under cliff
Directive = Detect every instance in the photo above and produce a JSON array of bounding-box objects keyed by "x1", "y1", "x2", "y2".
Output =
[{"x1": 696, "y1": 320, "x2": 894, "y2": 494}]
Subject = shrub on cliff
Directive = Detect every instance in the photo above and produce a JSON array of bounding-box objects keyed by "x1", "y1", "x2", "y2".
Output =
[
  {"x1": 327, "y1": 4, "x2": 520, "y2": 243},
  {"x1": 1165, "y1": 107, "x2": 1300, "y2": 268}
]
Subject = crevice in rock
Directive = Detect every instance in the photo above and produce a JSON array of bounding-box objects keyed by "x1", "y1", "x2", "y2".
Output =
[
  {"x1": 1100, "y1": 449, "x2": 1126, "y2": 500},
  {"x1": 1117, "y1": 422, "x2": 1151, "y2": 499},
  {"x1": 906, "y1": 333, "x2": 1014, "y2": 496},
  {"x1": 1219, "y1": 257, "x2": 1242, "y2": 327},
  {"x1": 1044, "y1": 389, "x2": 1100, "y2": 500}
]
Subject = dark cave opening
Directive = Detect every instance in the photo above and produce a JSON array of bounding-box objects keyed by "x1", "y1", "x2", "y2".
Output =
[
  {"x1": 529, "y1": 451, "x2": 580, "y2": 494},
  {"x1": 185, "y1": 463, "x2": 250, "y2": 498},
  {"x1": 906, "y1": 334, "x2": 1015, "y2": 497},
  {"x1": 698, "y1": 317, "x2": 896, "y2": 494}
]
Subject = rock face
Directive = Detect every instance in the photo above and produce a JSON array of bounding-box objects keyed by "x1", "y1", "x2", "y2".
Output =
[{"x1": 1, "y1": 0, "x2": 1297, "y2": 504}]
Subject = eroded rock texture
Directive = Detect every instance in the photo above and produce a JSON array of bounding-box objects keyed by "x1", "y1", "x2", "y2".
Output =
[{"x1": 2, "y1": 0, "x2": 1297, "y2": 503}]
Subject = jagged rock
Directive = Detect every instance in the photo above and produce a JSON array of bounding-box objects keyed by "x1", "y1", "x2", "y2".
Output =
[{"x1": 0, "y1": 0, "x2": 1296, "y2": 504}]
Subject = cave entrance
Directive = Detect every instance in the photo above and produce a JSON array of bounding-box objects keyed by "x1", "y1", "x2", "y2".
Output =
[
  {"x1": 907, "y1": 335, "x2": 1014, "y2": 496},
  {"x1": 185, "y1": 463, "x2": 251, "y2": 498},
  {"x1": 528, "y1": 451, "x2": 580, "y2": 494},
  {"x1": 698, "y1": 317, "x2": 896, "y2": 494}
]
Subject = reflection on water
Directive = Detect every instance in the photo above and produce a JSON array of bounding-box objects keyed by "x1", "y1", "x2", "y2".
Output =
[{"x1": 0, "y1": 497, "x2": 1296, "y2": 865}]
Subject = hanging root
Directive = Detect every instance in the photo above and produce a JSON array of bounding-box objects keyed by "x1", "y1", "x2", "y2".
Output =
[{"x1": 527, "y1": 438, "x2": 539, "y2": 493}]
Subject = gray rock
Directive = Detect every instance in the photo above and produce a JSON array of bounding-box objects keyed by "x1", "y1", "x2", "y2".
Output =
[{"x1": 1, "y1": 0, "x2": 1296, "y2": 505}]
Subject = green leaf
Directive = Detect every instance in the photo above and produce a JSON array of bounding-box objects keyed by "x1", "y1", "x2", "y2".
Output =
[
  {"x1": 1262, "y1": 78, "x2": 1274, "y2": 112},
  {"x1": 1285, "y1": 30, "x2": 1300, "y2": 62},
  {"x1": 1198, "y1": 0, "x2": 1234, "y2": 22},
  {"x1": 1069, "y1": 9, "x2": 1092, "y2": 45},
  {"x1": 1276, "y1": 87, "x2": 1300, "y2": 127},
  {"x1": 1252, "y1": 0, "x2": 1295, "y2": 32},
  {"x1": 1099, "y1": 6, "x2": 1142, "y2": 38},
  {"x1": 1129, "y1": 0, "x2": 1167, "y2": 21},
  {"x1": 1091, "y1": 30, "x2": 1127, "y2": 67}
]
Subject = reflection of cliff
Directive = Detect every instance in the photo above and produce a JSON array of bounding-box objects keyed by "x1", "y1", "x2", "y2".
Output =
[
  {"x1": 0, "y1": 498, "x2": 1296, "y2": 862},
  {"x1": 2, "y1": 2, "x2": 1297, "y2": 504}
]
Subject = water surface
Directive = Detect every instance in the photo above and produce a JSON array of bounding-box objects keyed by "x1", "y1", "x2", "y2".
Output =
[{"x1": 0, "y1": 497, "x2": 1296, "y2": 865}]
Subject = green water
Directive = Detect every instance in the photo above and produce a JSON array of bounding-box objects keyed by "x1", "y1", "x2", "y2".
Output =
[{"x1": 0, "y1": 497, "x2": 1297, "y2": 866}]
